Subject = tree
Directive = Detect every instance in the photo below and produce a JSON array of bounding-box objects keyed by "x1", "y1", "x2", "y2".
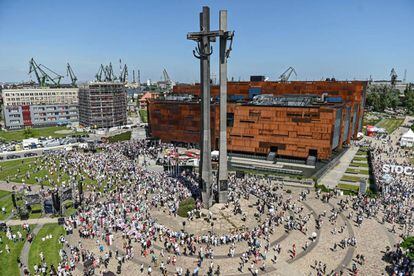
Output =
[
  {"x1": 23, "y1": 127, "x2": 33, "y2": 138},
  {"x1": 366, "y1": 84, "x2": 400, "y2": 111},
  {"x1": 404, "y1": 84, "x2": 414, "y2": 115}
]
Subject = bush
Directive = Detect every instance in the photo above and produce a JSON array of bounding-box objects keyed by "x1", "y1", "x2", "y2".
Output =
[
  {"x1": 315, "y1": 184, "x2": 331, "y2": 193},
  {"x1": 177, "y1": 197, "x2": 196, "y2": 218},
  {"x1": 286, "y1": 189, "x2": 292, "y2": 194},
  {"x1": 24, "y1": 127, "x2": 33, "y2": 138},
  {"x1": 401, "y1": 236, "x2": 414, "y2": 260}
]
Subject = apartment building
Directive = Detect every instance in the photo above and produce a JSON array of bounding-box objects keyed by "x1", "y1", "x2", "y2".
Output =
[{"x1": 2, "y1": 87, "x2": 79, "y2": 129}]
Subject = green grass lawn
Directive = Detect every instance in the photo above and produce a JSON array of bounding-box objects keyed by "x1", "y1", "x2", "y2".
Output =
[
  {"x1": 350, "y1": 162, "x2": 369, "y2": 168},
  {"x1": 139, "y1": 109, "x2": 148, "y2": 123},
  {"x1": 0, "y1": 157, "x2": 99, "y2": 190},
  {"x1": 107, "y1": 131, "x2": 131, "y2": 143},
  {"x1": 375, "y1": 118, "x2": 404, "y2": 134},
  {"x1": 346, "y1": 168, "x2": 369, "y2": 175},
  {"x1": 178, "y1": 197, "x2": 196, "y2": 218},
  {"x1": 0, "y1": 126, "x2": 72, "y2": 142},
  {"x1": 338, "y1": 183, "x2": 360, "y2": 192},
  {"x1": 341, "y1": 175, "x2": 364, "y2": 182},
  {"x1": 353, "y1": 156, "x2": 368, "y2": 162},
  {"x1": 0, "y1": 190, "x2": 11, "y2": 199},
  {"x1": 28, "y1": 223, "x2": 65, "y2": 275},
  {"x1": 0, "y1": 226, "x2": 28, "y2": 276},
  {"x1": 363, "y1": 115, "x2": 381, "y2": 127},
  {"x1": 0, "y1": 193, "x2": 14, "y2": 220}
]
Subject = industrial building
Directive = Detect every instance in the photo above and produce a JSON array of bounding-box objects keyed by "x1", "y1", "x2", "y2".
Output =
[
  {"x1": 2, "y1": 87, "x2": 78, "y2": 129},
  {"x1": 147, "y1": 80, "x2": 367, "y2": 161},
  {"x1": 78, "y1": 82, "x2": 127, "y2": 128}
]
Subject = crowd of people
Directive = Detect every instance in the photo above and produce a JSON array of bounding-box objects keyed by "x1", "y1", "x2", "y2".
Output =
[{"x1": 1, "y1": 125, "x2": 413, "y2": 275}]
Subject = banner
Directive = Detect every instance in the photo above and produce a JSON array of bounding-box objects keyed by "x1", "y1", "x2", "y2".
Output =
[{"x1": 382, "y1": 164, "x2": 414, "y2": 176}]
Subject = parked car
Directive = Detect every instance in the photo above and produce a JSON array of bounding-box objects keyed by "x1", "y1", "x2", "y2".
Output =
[
  {"x1": 6, "y1": 154, "x2": 20, "y2": 160},
  {"x1": 24, "y1": 152, "x2": 38, "y2": 157}
]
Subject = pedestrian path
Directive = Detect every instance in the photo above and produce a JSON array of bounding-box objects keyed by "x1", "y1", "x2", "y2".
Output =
[
  {"x1": 0, "y1": 181, "x2": 42, "y2": 192},
  {"x1": 7, "y1": 217, "x2": 58, "y2": 226},
  {"x1": 20, "y1": 224, "x2": 43, "y2": 276},
  {"x1": 319, "y1": 146, "x2": 359, "y2": 189}
]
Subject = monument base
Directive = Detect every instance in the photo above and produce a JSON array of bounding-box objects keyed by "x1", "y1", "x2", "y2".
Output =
[
  {"x1": 218, "y1": 191, "x2": 228, "y2": 203},
  {"x1": 202, "y1": 191, "x2": 213, "y2": 209}
]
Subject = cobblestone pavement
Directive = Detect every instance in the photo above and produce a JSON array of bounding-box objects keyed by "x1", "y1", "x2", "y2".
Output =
[
  {"x1": 5, "y1": 117, "x2": 413, "y2": 275},
  {"x1": 62, "y1": 187, "x2": 401, "y2": 276}
]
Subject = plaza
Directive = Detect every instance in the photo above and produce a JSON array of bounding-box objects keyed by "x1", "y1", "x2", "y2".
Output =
[{"x1": 0, "y1": 122, "x2": 413, "y2": 275}]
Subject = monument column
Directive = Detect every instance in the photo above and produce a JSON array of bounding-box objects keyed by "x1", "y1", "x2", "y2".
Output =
[{"x1": 218, "y1": 10, "x2": 231, "y2": 203}]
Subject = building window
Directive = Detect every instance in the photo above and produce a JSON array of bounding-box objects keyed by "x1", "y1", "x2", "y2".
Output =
[{"x1": 227, "y1": 112, "x2": 234, "y2": 127}]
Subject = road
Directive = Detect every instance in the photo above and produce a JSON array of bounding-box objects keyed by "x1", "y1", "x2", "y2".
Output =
[{"x1": 0, "y1": 143, "x2": 82, "y2": 162}]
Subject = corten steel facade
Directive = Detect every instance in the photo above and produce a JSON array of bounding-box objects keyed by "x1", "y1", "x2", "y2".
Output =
[
  {"x1": 148, "y1": 81, "x2": 367, "y2": 160},
  {"x1": 79, "y1": 82, "x2": 127, "y2": 128}
]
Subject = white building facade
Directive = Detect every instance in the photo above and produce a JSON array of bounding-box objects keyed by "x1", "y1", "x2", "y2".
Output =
[{"x1": 2, "y1": 87, "x2": 79, "y2": 129}]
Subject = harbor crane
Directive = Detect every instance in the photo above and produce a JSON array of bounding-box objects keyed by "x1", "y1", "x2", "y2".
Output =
[
  {"x1": 279, "y1": 66, "x2": 297, "y2": 82},
  {"x1": 28, "y1": 58, "x2": 63, "y2": 87},
  {"x1": 95, "y1": 63, "x2": 118, "y2": 82},
  {"x1": 66, "y1": 63, "x2": 77, "y2": 86},
  {"x1": 105, "y1": 63, "x2": 117, "y2": 82},
  {"x1": 119, "y1": 64, "x2": 128, "y2": 83},
  {"x1": 163, "y1": 68, "x2": 171, "y2": 83},
  {"x1": 390, "y1": 68, "x2": 398, "y2": 86},
  {"x1": 95, "y1": 64, "x2": 105, "y2": 82}
]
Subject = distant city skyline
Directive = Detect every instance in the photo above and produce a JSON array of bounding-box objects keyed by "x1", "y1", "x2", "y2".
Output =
[{"x1": 0, "y1": 0, "x2": 413, "y2": 83}]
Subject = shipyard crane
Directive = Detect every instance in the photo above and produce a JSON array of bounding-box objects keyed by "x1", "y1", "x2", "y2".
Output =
[
  {"x1": 163, "y1": 68, "x2": 171, "y2": 83},
  {"x1": 279, "y1": 66, "x2": 297, "y2": 82},
  {"x1": 390, "y1": 68, "x2": 398, "y2": 86},
  {"x1": 119, "y1": 64, "x2": 128, "y2": 83},
  {"x1": 105, "y1": 63, "x2": 117, "y2": 81},
  {"x1": 29, "y1": 58, "x2": 44, "y2": 86},
  {"x1": 28, "y1": 58, "x2": 63, "y2": 87},
  {"x1": 95, "y1": 64, "x2": 105, "y2": 82},
  {"x1": 66, "y1": 63, "x2": 77, "y2": 86},
  {"x1": 137, "y1": 69, "x2": 141, "y2": 85},
  {"x1": 38, "y1": 64, "x2": 64, "y2": 85}
]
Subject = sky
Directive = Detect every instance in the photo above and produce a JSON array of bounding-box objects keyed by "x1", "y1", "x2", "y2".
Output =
[{"x1": 0, "y1": 0, "x2": 413, "y2": 84}]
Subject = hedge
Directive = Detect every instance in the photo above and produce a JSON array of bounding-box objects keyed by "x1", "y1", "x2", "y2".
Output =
[{"x1": 177, "y1": 197, "x2": 196, "y2": 218}]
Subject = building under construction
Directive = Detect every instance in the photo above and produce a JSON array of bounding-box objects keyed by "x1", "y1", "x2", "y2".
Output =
[
  {"x1": 78, "y1": 82, "x2": 127, "y2": 128},
  {"x1": 147, "y1": 80, "x2": 367, "y2": 161}
]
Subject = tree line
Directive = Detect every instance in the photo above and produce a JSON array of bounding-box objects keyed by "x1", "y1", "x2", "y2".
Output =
[{"x1": 366, "y1": 84, "x2": 414, "y2": 114}]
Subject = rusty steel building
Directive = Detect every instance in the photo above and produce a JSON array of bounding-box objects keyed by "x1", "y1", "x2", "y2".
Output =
[
  {"x1": 78, "y1": 82, "x2": 127, "y2": 128},
  {"x1": 147, "y1": 80, "x2": 367, "y2": 160}
]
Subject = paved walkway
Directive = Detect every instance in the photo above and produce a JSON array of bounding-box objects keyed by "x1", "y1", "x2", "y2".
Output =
[
  {"x1": 7, "y1": 217, "x2": 58, "y2": 226},
  {"x1": 0, "y1": 181, "x2": 42, "y2": 192},
  {"x1": 319, "y1": 146, "x2": 359, "y2": 189},
  {"x1": 287, "y1": 201, "x2": 320, "y2": 264},
  {"x1": 329, "y1": 202, "x2": 356, "y2": 273},
  {"x1": 20, "y1": 224, "x2": 43, "y2": 276}
]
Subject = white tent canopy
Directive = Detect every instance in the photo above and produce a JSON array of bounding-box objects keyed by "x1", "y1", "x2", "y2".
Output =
[{"x1": 400, "y1": 129, "x2": 414, "y2": 147}]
